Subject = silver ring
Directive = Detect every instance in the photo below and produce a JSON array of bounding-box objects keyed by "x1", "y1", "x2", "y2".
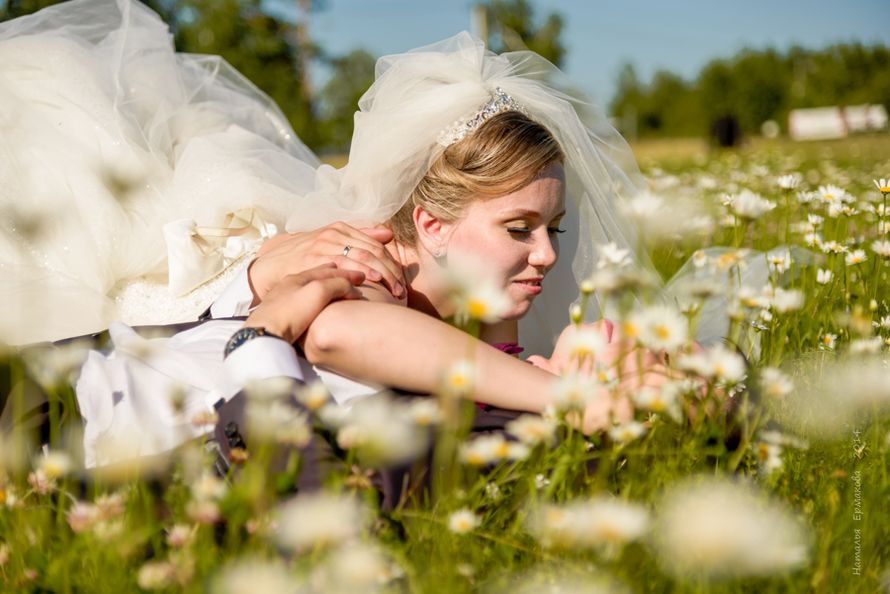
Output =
[{"x1": 342, "y1": 245, "x2": 353, "y2": 257}]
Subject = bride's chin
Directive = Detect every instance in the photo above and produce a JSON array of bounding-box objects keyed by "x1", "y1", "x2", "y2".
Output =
[{"x1": 502, "y1": 299, "x2": 534, "y2": 321}]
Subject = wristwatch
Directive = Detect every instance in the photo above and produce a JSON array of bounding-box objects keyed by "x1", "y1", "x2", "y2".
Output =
[{"x1": 224, "y1": 326, "x2": 283, "y2": 358}]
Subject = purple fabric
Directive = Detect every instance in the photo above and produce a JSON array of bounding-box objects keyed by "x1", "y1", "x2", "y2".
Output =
[{"x1": 492, "y1": 342, "x2": 524, "y2": 355}]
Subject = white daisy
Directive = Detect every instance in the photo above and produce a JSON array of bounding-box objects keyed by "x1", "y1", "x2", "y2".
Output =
[
  {"x1": 630, "y1": 304, "x2": 689, "y2": 352},
  {"x1": 653, "y1": 478, "x2": 810, "y2": 579},
  {"x1": 871, "y1": 239, "x2": 890, "y2": 258},
  {"x1": 776, "y1": 174, "x2": 800, "y2": 190},
  {"x1": 760, "y1": 367, "x2": 794, "y2": 399},
  {"x1": 729, "y1": 189, "x2": 776, "y2": 220},
  {"x1": 448, "y1": 509, "x2": 480, "y2": 534},
  {"x1": 845, "y1": 249, "x2": 867, "y2": 266},
  {"x1": 608, "y1": 421, "x2": 647, "y2": 444}
]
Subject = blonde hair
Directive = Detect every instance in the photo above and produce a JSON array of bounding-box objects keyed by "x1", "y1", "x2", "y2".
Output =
[{"x1": 388, "y1": 111, "x2": 564, "y2": 244}]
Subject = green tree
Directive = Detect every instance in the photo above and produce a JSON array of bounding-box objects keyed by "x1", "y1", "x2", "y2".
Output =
[
  {"x1": 317, "y1": 49, "x2": 376, "y2": 152},
  {"x1": 484, "y1": 0, "x2": 565, "y2": 67},
  {"x1": 172, "y1": 0, "x2": 319, "y2": 147}
]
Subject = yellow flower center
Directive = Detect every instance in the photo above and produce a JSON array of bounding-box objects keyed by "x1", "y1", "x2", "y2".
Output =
[
  {"x1": 465, "y1": 452, "x2": 485, "y2": 466},
  {"x1": 757, "y1": 443, "x2": 772, "y2": 462},
  {"x1": 654, "y1": 324, "x2": 671, "y2": 340},
  {"x1": 467, "y1": 299, "x2": 488, "y2": 319}
]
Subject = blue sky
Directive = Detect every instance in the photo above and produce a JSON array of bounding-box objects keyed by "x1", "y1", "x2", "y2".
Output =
[{"x1": 266, "y1": 0, "x2": 889, "y2": 106}]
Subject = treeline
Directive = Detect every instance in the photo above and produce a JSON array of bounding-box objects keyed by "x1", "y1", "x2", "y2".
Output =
[{"x1": 610, "y1": 43, "x2": 890, "y2": 139}]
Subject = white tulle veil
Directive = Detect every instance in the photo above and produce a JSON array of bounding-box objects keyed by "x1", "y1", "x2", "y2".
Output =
[
  {"x1": 286, "y1": 33, "x2": 649, "y2": 355},
  {"x1": 1, "y1": 0, "x2": 649, "y2": 354}
]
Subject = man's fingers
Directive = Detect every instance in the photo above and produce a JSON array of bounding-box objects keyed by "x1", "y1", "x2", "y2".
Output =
[
  {"x1": 338, "y1": 238, "x2": 404, "y2": 292},
  {"x1": 359, "y1": 226, "x2": 395, "y2": 244},
  {"x1": 335, "y1": 248, "x2": 403, "y2": 297},
  {"x1": 282, "y1": 264, "x2": 365, "y2": 288}
]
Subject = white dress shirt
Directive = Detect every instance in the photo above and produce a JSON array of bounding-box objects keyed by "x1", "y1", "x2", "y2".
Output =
[{"x1": 75, "y1": 266, "x2": 379, "y2": 467}]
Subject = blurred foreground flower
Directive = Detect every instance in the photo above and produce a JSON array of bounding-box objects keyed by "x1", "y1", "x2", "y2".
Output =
[
  {"x1": 441, "y1": 360, "x2": 475, "y2": 398},
  {"x1": 653, "y1": 478, "x2": 810, "y2": 579},
  {"x1": 212, "y1": 558, "x2": 294, "y2": 594},
  {"x1": 275, "y1": 493, "x2": 365, "y2": 551},
  {"x1": 246, "y1": 399, "x2": 311, "y2": 447},
  {"x1": 628, "y1": 304, "x2": 689, "y2": 352},
  {"x1": 460, "y1": 434, "x2": 528, "y2": 466},
  {"x1": 760, "y1": 367, "x2": 794, "y2": 399},
  {"x1": 633, "y1": 384, "x2": 683, "y2": 423},
  {"x1": 677, "y1": 345, "x2": 746, "y2": 384},
  {"x1": 295, "y1": 380, "x2": 331, "y2": 411},
  {"x1": 444, "y1": 257, "x2": 511, "y2": 324},
  {"x1": 527, "y1": 497, "x2": 649, "y2": 551},
  {"x1": 781, "y1": 356, "x2": 890, "y2": 437},
  {"x1": 551, "y1": 373, "x2": 601, "y2": 412},
  {"x1": 334, "y1": 394, "x2": 428, "y2": 465},
  {"x1": 310, "y1": 543, "x2": 400, "y2": 593},
  {"x1": 506, "y1": 414, "x2": 557, "y2": 446},
  {"x1": 608, "y1": 421, "x2": 647, "y2": 445}
]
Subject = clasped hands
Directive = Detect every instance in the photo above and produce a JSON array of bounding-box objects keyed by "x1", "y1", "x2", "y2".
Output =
[{"x1": 242, "y1": 223, "x2": 406, "y2": 343}]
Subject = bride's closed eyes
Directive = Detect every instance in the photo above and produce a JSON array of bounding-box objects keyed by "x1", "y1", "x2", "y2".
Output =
[
  {"x1": 504, "y1": 211, "x2": 567, "y2": 237},
  {"x1": 506, "y1": 224, "x2": 566, "y2": 236}
]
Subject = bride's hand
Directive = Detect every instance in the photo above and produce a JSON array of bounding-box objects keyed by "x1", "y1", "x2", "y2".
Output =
[
  {"x1": 528, "y1": 320, "x2": 616, "y2": 376},
  {"x1": 242, "y1": 264, "x2": 365, "y2": 344},
  {"x1": 248, "y1": 222, "x2": 406, "y2": 306}
]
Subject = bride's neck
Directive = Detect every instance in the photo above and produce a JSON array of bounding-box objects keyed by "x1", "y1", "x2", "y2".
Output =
[
  {"x1": 389, "y1": 241, "x2": 446, "y2": 318},
  {"x1": 389, "y1": 241, "x2": 519, "y2": 344}
]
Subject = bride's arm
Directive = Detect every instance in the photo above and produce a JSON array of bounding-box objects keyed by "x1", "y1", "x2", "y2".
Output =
[{"x1": 296, "y1": 299, "x2": 555, "y2": 413}]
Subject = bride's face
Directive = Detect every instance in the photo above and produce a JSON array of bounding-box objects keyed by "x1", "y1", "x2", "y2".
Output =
[{"x1": 446, "y1": 163, "x2": 566, "y2": 320}]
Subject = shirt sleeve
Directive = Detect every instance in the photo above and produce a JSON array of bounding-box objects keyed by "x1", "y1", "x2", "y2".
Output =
[
  {"x1": 74, "y1": 320, "x2": 304, "y2": 468},
  {"x1": 222, "y1": 336, "x2": 304, "y2": 392},
  {"x1": 209, "y1": 264, "x2": 255, "y2": 318}
]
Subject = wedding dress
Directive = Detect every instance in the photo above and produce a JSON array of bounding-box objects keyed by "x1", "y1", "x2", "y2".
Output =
[{"x1": 0, "y1": 0, "x2": 319, "y2": 344}]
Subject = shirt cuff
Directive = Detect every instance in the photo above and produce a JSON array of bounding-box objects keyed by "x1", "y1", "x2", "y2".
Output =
[
  {"x1": 210, "y1": 265, "x2": 255, "y2": 318},
  {"x1": 222, "y1": 336, "x2": 304, "y2": 397}
]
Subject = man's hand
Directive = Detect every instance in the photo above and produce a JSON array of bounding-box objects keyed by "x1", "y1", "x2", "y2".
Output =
[
  {"x1": 248, "y1": 223, "x2": 405, "y2": 306},
  {"x1": 243, "y1": 265, "x2": 365, "y2": 344}
]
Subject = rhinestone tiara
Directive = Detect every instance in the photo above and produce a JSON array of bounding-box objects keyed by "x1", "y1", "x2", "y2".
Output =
[{"x1": 436, "y1": 87, "x2": 527, "y2": 147}]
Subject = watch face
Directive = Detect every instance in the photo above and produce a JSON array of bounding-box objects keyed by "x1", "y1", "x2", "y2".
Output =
[{"x1": 225, "y1": 327, "x2": 264, "y2": 357}]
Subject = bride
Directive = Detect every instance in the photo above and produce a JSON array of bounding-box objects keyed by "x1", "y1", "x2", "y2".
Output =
[{"x1": 1, "y1": 0, "x2": 670, "y2": 465}]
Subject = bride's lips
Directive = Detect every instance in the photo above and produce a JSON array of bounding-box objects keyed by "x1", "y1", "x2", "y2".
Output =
[{"x1": 512, "y1": 277, "x2": 544, "y2": 296}]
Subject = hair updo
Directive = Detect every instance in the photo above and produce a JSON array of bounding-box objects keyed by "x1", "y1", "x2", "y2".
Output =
[{"x1": 387, "y1": 110, "x2": 564, "y2": 244}]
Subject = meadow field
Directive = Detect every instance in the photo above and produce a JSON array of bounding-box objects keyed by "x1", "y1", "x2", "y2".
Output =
[{"x1": 1, "y1": 135, "x2": 888, "y2": 593}]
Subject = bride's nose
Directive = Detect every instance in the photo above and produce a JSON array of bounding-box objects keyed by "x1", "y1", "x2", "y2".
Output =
[{"x1": 528, "y1": 232, "x2": 558, "y2": 270}]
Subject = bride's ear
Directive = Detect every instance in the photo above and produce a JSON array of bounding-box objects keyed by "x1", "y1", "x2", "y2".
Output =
[{"x1": 413, "y1": 205, "x2": 450, "y2": 259}]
